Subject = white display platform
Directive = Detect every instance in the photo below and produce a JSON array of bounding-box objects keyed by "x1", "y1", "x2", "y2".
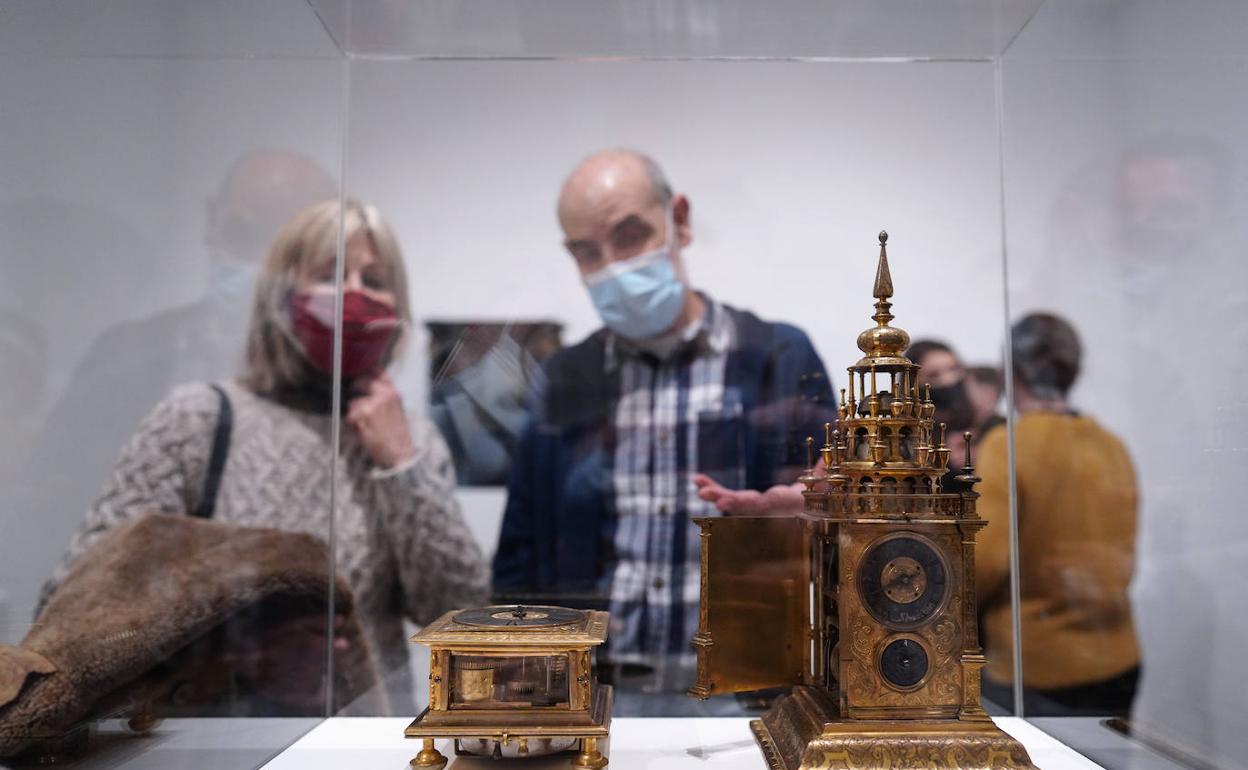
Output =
[{"x1": 261, "y1": 717, "x2": 1106, "y2": 770}]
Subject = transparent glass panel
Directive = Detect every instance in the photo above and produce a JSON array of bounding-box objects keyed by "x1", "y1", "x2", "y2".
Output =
[
  {"x1": 1003, "y1": 0, "x2": 1248, "y2": 766},
  {"x1": 9, "y1": 2, "x2": 1174, "y2": 765},
  {"x1": 0, "y1": 1, "x2": 350, "y2": 766},
  {"x1": 346, "y1": 53, "x2": 1011, "y2": 718}
]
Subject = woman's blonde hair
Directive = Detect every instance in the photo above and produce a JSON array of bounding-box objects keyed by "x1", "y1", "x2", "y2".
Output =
[{"x1": 242, "y1": 199, "x2": 411, "y2": 394}]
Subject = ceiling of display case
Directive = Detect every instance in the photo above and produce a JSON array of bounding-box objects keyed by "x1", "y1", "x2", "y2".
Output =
[
  {"x1": 0, "y1": 0, "x2": 341, "y2": 58},
  {"x1": 5, "y1": 2, "x2": 1239, "y2": 63},
  {"x1": 1004, "y1": 0, "x2": 1248, "y2": 59},
  {"x1": 308, "y1": 0, "x2": 1045, "y2": 61}
]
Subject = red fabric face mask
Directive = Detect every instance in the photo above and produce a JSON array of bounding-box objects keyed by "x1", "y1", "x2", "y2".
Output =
[{"x1": 289, "y1": 290, "x2": 401, "y2": 379}]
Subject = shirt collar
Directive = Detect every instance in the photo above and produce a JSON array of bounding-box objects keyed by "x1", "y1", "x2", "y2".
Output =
[{"x1": 604, "y1": 291, "x2": 728, "y2": 371}]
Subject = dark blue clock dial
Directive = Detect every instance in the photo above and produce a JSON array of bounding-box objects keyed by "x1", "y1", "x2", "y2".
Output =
[
  {"x1": 857, "y1": 534, "x2": 949, "y2": 630},
  {"x1": 880, "y1": 637, "x2": 929, "y2": 689}
]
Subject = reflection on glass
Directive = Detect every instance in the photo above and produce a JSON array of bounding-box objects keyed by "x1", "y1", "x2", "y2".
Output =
[
  {"x1": 30, "y1": 152, "x2": 340, "y2": 541},
  {"x1": 428, "y1": 320, "x2": 562, "y2": 486}
]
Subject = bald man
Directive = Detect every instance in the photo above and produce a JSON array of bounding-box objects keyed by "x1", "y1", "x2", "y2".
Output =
[
  {"x1": 493, "y1": 151, "x2": 835, "y2": 667},
  {"x1": 206, "y1": 150, "x2": 339, "y2": 270}
]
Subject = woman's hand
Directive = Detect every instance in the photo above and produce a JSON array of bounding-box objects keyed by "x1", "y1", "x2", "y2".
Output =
[
  {"x1": 346, "y1": 374, "x2": 417, "y2": 469},
  {"x1": 692, "y1": 474, "x2": 805, "y2": 516}
]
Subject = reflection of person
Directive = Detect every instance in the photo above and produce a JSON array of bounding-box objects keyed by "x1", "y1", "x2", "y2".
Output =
[
  {"x1": 39, "y1": 200, "x2": 488, "y2": 710},
  {"x1": 1116, "y1": 137, "x2": 1230, "y2": 262},
  {"x1": 0, "y1": 309, "x2": 47, "y2": 482},
  {"x1": 492, "y1": 150, "x2": 835, "y2": 662},
  {"x1": 0, "y1": 309, "x2": 48, "y2": 638},
  {"x1": 976, "y1": 313, "x2": 1140, "y2": 715},
  {"x1": 32, "y1": 151, "x2": 340, "y2": 549},
  {"x1": 428, "y1": 322, "x2": 561, "y2": 486}
]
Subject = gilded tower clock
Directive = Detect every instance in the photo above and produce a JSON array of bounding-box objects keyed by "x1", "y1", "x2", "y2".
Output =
[{"x1": 689, "y1": 232, "x2": 1035, "y2": 770}]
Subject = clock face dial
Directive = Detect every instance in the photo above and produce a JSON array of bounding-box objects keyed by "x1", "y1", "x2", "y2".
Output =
[
  {"x1": 881, "y1": 556, "x2": 926, "y2": 603},
  {"x1": 453, "y1": 605, "x2": 586, "y2": 629},
  {"x1": 879, "y1": 637, "x2": 929, "y2": 689},
  {"x1": 858, "y1": 533, "x2": 949, "y2": 629}
]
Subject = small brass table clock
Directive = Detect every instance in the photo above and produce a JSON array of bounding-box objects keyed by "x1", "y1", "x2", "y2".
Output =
[{"x1": 405, "y1": 605, "x2": 613, "y2": 769}]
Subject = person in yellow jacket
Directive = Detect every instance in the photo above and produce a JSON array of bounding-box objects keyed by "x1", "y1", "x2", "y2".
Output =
[{"x1": 977, "y1": 313, "x2": 1140, "y2": 716}]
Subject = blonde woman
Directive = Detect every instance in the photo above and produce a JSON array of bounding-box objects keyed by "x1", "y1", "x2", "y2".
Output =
[{"x1": 39, "y1": 200, "x2": 488, "y2": 711}]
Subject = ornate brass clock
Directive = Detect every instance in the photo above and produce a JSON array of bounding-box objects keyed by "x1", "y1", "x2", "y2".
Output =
[
  {"x1": 689, "y1": 232, "x2": 1036, "y2": 770},
  {"x1": 405, "y1": 605, "x2": 613, "y2": 769}
]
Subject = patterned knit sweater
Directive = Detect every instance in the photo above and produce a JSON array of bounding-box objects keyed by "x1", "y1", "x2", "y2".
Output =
[{"x1": 40, "y1": 380, "x2": 489, "y2": 684}]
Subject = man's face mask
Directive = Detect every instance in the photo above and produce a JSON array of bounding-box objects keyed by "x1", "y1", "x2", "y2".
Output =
[
  {"x1": 581, "y1": 208, "x2": 685, "y2": 340},
  {"x1": 208, "y1": 258, "x2": 261, "y2": 304},
  {"x1": 288, "y1": 290, "x2": 401, "y2": 379}
]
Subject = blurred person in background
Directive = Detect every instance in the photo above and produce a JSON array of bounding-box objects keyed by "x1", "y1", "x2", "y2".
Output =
[
  {"x1": 906, "y1": 339, "x2": 1004, "y2": 490},
  {"x1": 965, "y1": 364, "x2": 1005, "y2": 435},
  {"x1": 975, "y1": 312, "x2": 1140, "y2": 716},
  {"x1": 37, "y1": 199, "x2": 488, "y2": 714}
]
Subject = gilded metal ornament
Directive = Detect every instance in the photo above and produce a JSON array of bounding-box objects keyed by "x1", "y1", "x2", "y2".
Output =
[
  {"x1": 689, "y1": 232, "x2": 1036, "y2": 770},
  {"x1": 405, "y1": 605, "x2": 613, "y2": 769}
]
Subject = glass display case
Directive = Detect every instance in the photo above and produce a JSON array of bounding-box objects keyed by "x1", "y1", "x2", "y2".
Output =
[{"x1": 1, "y1": 1, "x2": 1245, "y2": 768}]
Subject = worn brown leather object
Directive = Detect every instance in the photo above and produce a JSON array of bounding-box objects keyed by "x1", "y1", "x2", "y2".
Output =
[{"x1": 0, "y1": 514, "x2": 380, "y2": 757}]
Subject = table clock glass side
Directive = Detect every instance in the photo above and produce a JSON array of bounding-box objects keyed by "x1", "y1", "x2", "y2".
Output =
[{"x1": 405, "y1": 606, "x2": 612, "y2": 769}]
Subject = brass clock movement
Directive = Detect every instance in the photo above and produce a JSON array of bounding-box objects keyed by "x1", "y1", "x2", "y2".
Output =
[
  {"x1": 405, "y1": 605, "x2": 613, "y2": 770},
  {"x1": 689, "y1": 232, "x2": 1036, "y2": 770}
]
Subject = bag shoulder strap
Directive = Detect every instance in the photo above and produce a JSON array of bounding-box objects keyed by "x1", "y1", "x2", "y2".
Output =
[{"x1": 192, "y1": 384, "x2": 233, "y2": 519}]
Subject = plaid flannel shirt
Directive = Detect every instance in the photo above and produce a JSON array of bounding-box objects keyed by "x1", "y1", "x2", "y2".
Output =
[
  {"x1": 602, "y1": 300, "x2": 739, "y2": 660},
  {"x1": 492, "y1": 296, "x2": 836, "y2": 662}
]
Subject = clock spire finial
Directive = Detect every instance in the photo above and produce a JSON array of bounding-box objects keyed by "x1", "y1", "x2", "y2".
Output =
[
  {"x1": 873, "y1": 230, "x2": 893, "y2": 302},
  {"x1": 855, "y1": 230, "x2": 910, "y2": 364}
]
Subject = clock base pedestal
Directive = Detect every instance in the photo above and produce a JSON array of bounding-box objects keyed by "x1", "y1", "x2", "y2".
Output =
[
  {"x1": 751, "y1": 686, "x2": 1036, "y2": 770},
  {"x1": 572, "y1": 737, "x2": 609, "y2": 769},
  {"x1": 410, "y1": 739, "x2": 448, "y2": 770}
]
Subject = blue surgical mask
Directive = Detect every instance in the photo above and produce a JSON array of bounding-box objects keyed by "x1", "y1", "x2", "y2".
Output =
[
  {"x1": 582, "y1": 216, "x2": 685, "y2": 340},
  {"x1": 207, "y1": 257, "x2": 260, "y2": 305}
]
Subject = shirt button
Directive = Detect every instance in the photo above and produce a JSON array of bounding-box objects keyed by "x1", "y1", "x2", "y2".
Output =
[
  {"x1": 659, "y1": 429, "x2": 670, "y2": 441},
  {"x1": 658, "y1": 504, "x2": 669, "y2": 515},
  {"x1": 653, "y1": 578, "x2": 666, "y2": 589}
]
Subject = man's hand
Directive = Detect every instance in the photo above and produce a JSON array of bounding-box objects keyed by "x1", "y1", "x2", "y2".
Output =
[
  {"x1": 692, "y1": 474, "x2": 804, "y2": 516},
  {"x1": 346, "y1": 374, "x2": 417, "y2": 469}
]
